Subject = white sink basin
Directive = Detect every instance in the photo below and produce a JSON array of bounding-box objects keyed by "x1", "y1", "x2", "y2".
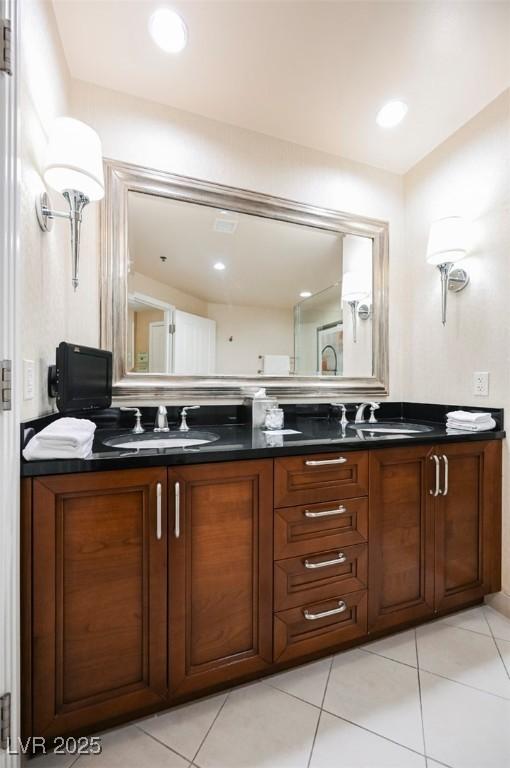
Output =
[
  {"x1": 103, "y1": 430, "x2": 219, "y2": 450},
  {"x1": 347, "y1": 421, "x2": 434, "y2": 434}
]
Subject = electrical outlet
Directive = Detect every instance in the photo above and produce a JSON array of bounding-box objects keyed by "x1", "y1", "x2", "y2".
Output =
[
  {"x1": 23, "y1": 359, "x2": 34, "y2": 400},
  {"x1": 473, "y1": 371, "x2": 489, "y2": 397}
]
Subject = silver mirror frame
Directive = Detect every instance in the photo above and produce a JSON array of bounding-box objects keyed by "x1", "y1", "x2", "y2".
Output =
[{"x1": 101, "y1": 159, "x2": 389, "y2": 401}]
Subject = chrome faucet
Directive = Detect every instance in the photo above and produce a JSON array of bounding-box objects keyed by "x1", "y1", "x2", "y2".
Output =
[
  {"x1": 355, "y1": 401, "x2": 380, "y2": 423},
  {"x1": 331, "y1": 402, "x2": 349, "y2": 429},
  {"x1": 120, "y1": 407, "x2": 144, "y2": 434},
  {"x1": 179, "y1": 405, "x2": 200, "y2": 432},
  {"x1": 154, "y1": 405, "x2": 169, "y2": 432}
]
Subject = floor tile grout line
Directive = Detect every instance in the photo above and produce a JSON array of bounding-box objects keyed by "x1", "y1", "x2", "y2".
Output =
[
  {"x1": 482, "y1": 606, "x2": 510, "y2": 681},
  {"x1": 135, "y1": 723, "x2": 192, "y2": 764},
  {"x1": 306, "y1": 709, "x2": 323, "y2": 768},
  {"x1": 359, "y1": 645, "x2": 418, "y2": 669},
  {"x1": 361, "y1": 637, "x2": 510, "y2": 701},
  {"x1": 306, "y1": 655, "x2": 334, "y2": 768},
  {"x1": 261, "y1": 679, "x2": 323, "y2": 712},
  {"x1": 415, "y1": 628, "x2": 429, "y2": 760},
  {"x1": 419, "y1": 665, "x2": 510, "y2": 701},
  {"x1": 191, "y1": 690, "x2": 230, "y2": 764},
  {"x1": 426, "y1": 757, "x2": 455, "y2": 768},
  {"x1": 320, "y1": 706, "x2": 428, "y2": 760}
]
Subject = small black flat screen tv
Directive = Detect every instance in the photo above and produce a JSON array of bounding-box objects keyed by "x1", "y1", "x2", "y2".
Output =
[{"x1": 50, "y1": 342, "x2": 112, "y2": 413}]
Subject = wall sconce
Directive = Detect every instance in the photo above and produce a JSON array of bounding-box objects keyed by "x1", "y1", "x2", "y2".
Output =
[
  {"x1": 35, "y1": 117, "x2": 104, "y2": 290},
  {"x1": 342, "y1": 271, "x2": 369, "y2": 343},
  {"x1": 426, "y1": 216, "x2": 470, "y2": 325}
]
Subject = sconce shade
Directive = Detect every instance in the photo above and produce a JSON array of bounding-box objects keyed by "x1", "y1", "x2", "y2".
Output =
[
  {"x1": 426, "y1": 216, "x2": 469, "y2": 266},
  {"x1": 44, "y1": 117, "x2": 104, "y2": 201},
  {"x1": 342, "y1": 271, "x2": 369, "y2": 302}
]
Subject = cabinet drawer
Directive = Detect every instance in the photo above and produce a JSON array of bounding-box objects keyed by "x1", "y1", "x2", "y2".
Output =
[
  {"x1": 274, "y1": 590, "x2": 367, "y2": 662},
  {"x1": 274, "y1": 451, "x2": 368, "y2": 508},
  {"x1": 274, "y1": 543, "x2": 367, "y2": 611},
  {"x1": 274, "y1": 497, "x2": 368, "y2": 559}
]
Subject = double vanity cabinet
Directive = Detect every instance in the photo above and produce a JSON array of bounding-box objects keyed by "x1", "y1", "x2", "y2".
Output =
[{"x1": 21, "y1": 437, "x2": 502, "y2": 743}]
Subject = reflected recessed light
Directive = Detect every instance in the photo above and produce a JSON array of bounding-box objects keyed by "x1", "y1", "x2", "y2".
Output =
[
  {"x1": 149, "y1": 8, "x2": 188, "y2": 53},
  {"x1": 214, "y1": 262, "x2": 226, "y2": 271},
  {"x1": 300, "y1": 291, "x2": 312, "y2": 298},
  {"x1": 376, "y1": 100, "x2": 408, "y2": 128}
]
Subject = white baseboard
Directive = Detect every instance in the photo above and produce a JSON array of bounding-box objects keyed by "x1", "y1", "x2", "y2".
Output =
[{"x1": 485, "y1": 591, "x2": 510, "y2": 619}]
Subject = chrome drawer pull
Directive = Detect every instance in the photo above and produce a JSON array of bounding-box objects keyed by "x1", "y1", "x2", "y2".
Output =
[
  {"x1": 156, "y1": 482, "x2": 162, "y2": 540},
  {"x1": 174, "y1": 481, "x2": 180, "y2": 539},
  {"x1": 442, "y1": 454, "x2": 449, "y2": 496},
  {"x1": 305, "y1": 457, "x2": 347, "y2": 466},
  {"x1": 303, "y1": 600, "x2": 347, "y2": 621},
  {"x1": 304, "y1": 505, "x2": 347, "y2": 518},
  {"x1": 304, "y1": 552, "x2": 347, "y2": 569},
  {"x1": 429, "y1": 455, "x2": 441, "y2": 496}
]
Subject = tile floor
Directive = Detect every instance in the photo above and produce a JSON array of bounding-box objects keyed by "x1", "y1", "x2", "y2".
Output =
[{"x1": 35, "y1": 605, "x2": 510, "y2": 768}]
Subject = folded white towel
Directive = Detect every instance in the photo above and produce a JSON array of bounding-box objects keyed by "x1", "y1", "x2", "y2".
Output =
[
  {"x1": 261, "y1": 355, "x2": 291, "y2": 375},
  {"x1": 23, "y1": 418, "x2": 96, "y2": 461},
  {"x1": 446, "y1": 410, "x2": 493, "y2": 424},
  {"x1": 446, "y1": 417, "x2": 496, "y2": 432}
]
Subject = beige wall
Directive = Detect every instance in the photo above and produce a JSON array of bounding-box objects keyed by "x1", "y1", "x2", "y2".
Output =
[
  {"x1": 206, "y1": 303, "x2": 294, "y2": 376},
  {"x1": 20, "y1": 0, "x2": 99, "y2": 419},
  {"x1": 21, "y1": 18, "x2": 405, "y2": 412},
  {"x1": 403, "y1": 89, "x2": 510, "y2": 595},
  {"x1": 129, "y1": 271, "x2": 208, "y2": 317},
  {"x1": 71, "y1": 78, "x2": 405, "y2": 399},
  {"x1": 133, "y1": 308, "x2": 164, "y2": 370}
]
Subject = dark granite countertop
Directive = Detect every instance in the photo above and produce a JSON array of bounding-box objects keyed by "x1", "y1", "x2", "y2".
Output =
[{"x1": 20, "y1": 402, "x2": 505, "y2": 478}]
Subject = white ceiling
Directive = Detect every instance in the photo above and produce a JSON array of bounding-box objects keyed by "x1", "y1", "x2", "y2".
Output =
[
  {"x1": 52, "y1": 1, "x2": 510, "y2": 173},
  {"x1": 127, "y1": 192, "x2": 346, "y2": 308}
]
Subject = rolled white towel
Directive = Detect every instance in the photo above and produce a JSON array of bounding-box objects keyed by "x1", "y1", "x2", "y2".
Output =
[
  {"x1": 23, "y1": 418, "x2": 96, "y2": 461},
  {"x1": 446, "y1": 410, "x2": 493, "y2": 424},
  {"x1": 446, "y1": 417, "x2": 496, "y2": 432}
]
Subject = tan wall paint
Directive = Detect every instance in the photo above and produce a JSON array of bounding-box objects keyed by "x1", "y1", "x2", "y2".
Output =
[
  {"x1": 134, "y1": 308, "x2": 164, "y2": 367},
  {"x1": 20, "y1": 0, "x2": 100, "y2": 419},
  {"x1": 403, "y1": 88, "x2": 510, "y2": 595},
  {"x1": 206, "y1": 302, "x2": 294, "y2": 376},
  {"x1": 71, "y1": 78, "x2": 405, "y2": 399},
  {"x1": 129, "y1": 271, "x2": 208, "y2": 317}
]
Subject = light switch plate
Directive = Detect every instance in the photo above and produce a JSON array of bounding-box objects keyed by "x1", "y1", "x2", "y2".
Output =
[
  {"x1": 473, "y1": 371, "x2": 489, "y2": 397},
  {"x1": 23, "y1": 359, "x2": 34, "y2": 400}
]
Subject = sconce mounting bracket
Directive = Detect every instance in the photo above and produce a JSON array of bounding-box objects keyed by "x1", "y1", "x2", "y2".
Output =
[
  {"x1": 358, "y1": 303, "x2": 372, "y2": 320},
  {"x1": 35, "y1": 192, "x2": 54, "y2": 232},
  {"x1": 448, "y1": 267, "x2": 469, "y2": 293}
]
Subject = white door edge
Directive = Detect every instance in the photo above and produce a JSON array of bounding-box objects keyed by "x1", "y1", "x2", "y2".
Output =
[{"x1": 0, "y1": 0, "x2": 20, "y2": 764}]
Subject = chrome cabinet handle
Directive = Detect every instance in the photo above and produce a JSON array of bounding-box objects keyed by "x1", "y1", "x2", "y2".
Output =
[
  {"x1": 174, "y1": 481, "x2": 180, "y2": 538},
  {"x1": 429, "y1": 455, "x2": 441, "y2": 496},
  {"x1": 305, "y1": 457, "x2": 347, "y2": 466},
  {"x1": 156, "y1": 482, "x2": 162, "y2": 540},
  {"x1": 304, "y1": 552, "x2": 347, "y2": 569},
  {"x1": 304, "y1": 505, "x2": 347, "y2": 518},
  {"x1": 442, "y1": 454, "x2": 449, "y2": 496},
  {"x1": 303, "y1": 600, "x2": 347, "y2": 621}
]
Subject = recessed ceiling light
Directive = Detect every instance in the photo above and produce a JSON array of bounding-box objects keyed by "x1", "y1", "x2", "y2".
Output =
[
  {"x1": 214, "y1": 262, "x2": 226, "y2": 271},
  {"x1": 149, "y1": 8, "x2": 188, "y2": 53},
  {"x1": 300, "y1": 291, "x2": 312, "y2": 298},
  {"x1": 376, "y1": 100, "x2": 408, "y2": 128}
]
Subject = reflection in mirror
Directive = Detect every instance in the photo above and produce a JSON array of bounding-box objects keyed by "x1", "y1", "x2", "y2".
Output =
[{"x1": 127, "y1": 191, "x2": 374, "y2": 377}]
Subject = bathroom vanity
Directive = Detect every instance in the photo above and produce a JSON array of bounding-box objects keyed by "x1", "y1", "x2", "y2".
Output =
[
  {"x1": 18, "y1": 161, "x2": 504, "y2": 745},
  {"x1": 20, "y1": 407, "x2": 503, "y2": 743}
]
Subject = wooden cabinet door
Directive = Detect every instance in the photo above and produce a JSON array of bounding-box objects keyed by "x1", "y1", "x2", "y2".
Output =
[
  {"x1": 434, "y1": 440, "x2": 502, "y2": 613},
  {"x1": 31, "y1": 469, "x2": 168, "y2": 739},
  {"x1": 368, "y1": 445, "x2": 435, "y2": 633},
  {"x1": 168, "y1": 460, "x2": 273, "y2": 696}
]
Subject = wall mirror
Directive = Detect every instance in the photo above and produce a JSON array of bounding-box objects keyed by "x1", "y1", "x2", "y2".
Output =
[{"x1": 101, "y1": 160, "x2": 388, "y2": 400}]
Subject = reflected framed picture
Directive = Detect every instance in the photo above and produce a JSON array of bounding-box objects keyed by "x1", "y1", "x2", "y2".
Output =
[{"x1": 317, "y1": 321, "x2": 343, "y2": 375}]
